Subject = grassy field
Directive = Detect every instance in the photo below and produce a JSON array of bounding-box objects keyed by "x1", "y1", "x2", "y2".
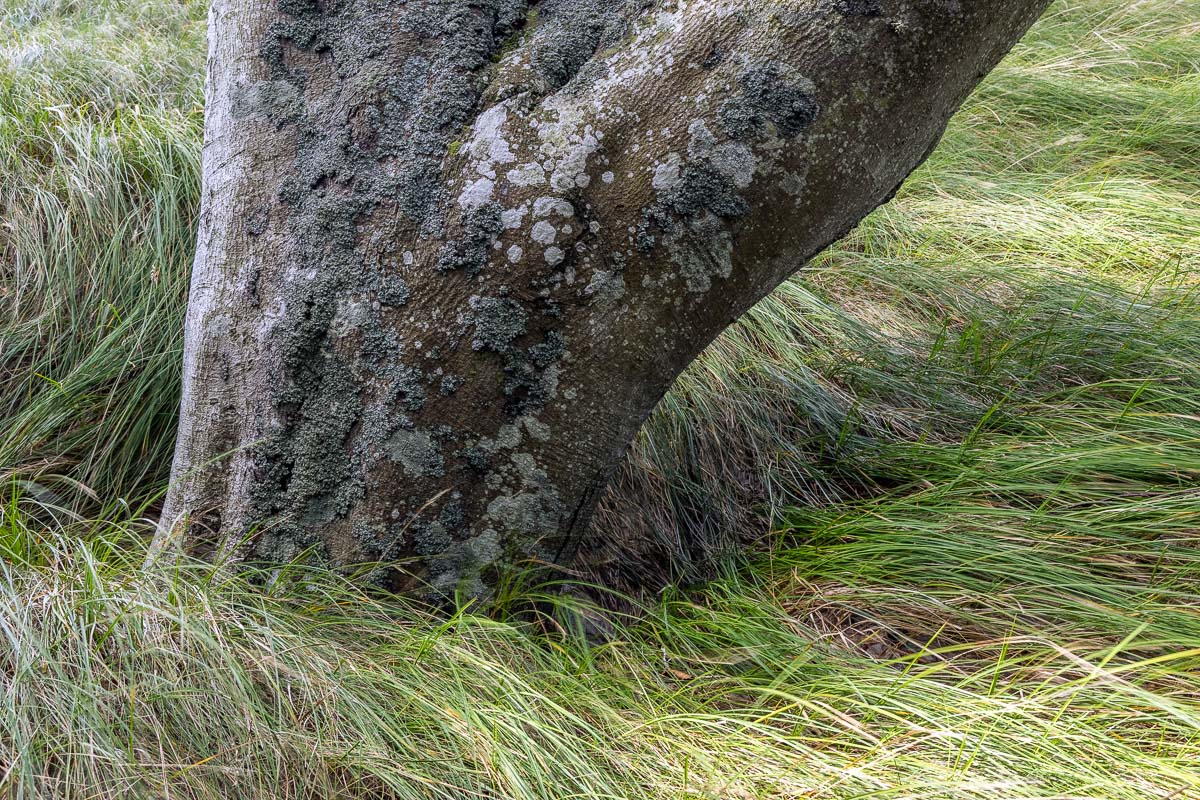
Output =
[{"x1": 2, "y1": 0, "x2": 1200, "y2": 797}]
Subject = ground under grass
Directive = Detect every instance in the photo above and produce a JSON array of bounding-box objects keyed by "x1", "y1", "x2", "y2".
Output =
[{"x1": 1, "y1": 0, "x2": 1199, "y2": 797}]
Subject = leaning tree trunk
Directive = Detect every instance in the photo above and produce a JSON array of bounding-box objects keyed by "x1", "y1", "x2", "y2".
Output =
[{"x1": 160, "y1": 0, "x2": 1050, "y2": 597}]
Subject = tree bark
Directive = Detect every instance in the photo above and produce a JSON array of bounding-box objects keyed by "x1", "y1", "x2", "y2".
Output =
[{"x1": 160, "y1": 0, "x2": 1050, "y2": 597}]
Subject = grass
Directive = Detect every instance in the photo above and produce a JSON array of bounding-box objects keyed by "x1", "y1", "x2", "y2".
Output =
[
  {"x1": 1, "y1": 0, "x2": 1200, "y2": 797},
  {"x1": 2, "y1": 509, "x2": 1199, "y2": 799},
  {"x1": 0, "y1": 0, "x2": 203, "y2": 503}
]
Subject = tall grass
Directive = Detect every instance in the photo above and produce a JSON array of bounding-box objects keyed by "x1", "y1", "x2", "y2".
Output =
[
  {"x1": 0, "y1": 0, "x2": 203, "y2": 502},
  {"x1": 1, "y1": 0, "x2": 1199, "y2": 797},
  {"x1": 1, "y1": 508, "x2": 1197, "y2": 799}
]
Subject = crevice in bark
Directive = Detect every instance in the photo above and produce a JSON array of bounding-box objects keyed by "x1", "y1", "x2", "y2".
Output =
[{"x1": 482, "y1": 0, "x2": 651, "y2": 105}]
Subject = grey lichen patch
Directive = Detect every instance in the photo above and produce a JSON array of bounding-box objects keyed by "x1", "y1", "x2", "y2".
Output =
[
  {"x1": 249, "y1": 321, "x2": 367, "y2": 554},
  {"x1": 501, "y1": 204, "x2": 529, "y2": 229},
  {"x1": 666, "y1": 213, "x2": 734, "y2": 293},
  {"x1": 719, "y1": 60, "x2": 820, "y2": 141},
  {"x1": 252, "y1": 525, "x2": 328, "y2": 566},
  {"x1": 404, "y1": 490, "x2": 522, "y2": 601},
  {"x1": 652, "y1": 153, "x2": 682, "y2": 191},
  {"x1": 377, "y1": 274, "x2": 410, "y2": 307},
  {"x1": 469, "y1": 295, "x2": 529, "y2": 352},
  {"x1": 457, "y1": 177, "x2": 496, "y2": 210},
  {"x1": 655, "y1": 158, "x2": 749, "y2": 224},
  {"x1": 584, "y1": 269, "x2": 626, "y2": 305},
  {"x1": 781, "y1": 169, "x2": 809, "y2": 205},
  {"x1": 506, "y1": 162, "x2": 546, "y2": 187},
  {"x1": 497, "y1": 422, "x2": 524, "y2": 449},
  {"x1": 637, "y1": 154, "x2": 748, "y2": 292},
  {"x1": 436, "y1": 202, "x2": 505, "y2": 273},
  {"x1": 277, "y1": 0, "x2": 320, "y2": 17},
  {"x1": 358, "y1": 307, "x2": 427, "y2": 413},
  {"x1": 520, "y1": 414, "x2": 551, "y2": 441},
  {"x1": 488, "y1": 0, "x2": 644, "y2": 99},
  {"x1": 232, "y1": 79, "x2": 302, "y2": 125},
  {"x1": 387, "y1": 428, "x2": 445, "y2": 478},
  {"x1": 405, "y1": 493, "x2": 473, "y2": 595},
  {"x1": 833, "y1": 0, "x2": 883, "y2": 16},
  {"x1": 687, "y1": 119, "x2": 757, "y2": 189},
  {"x1": 469, "y1": 446, "x2": 564, "y2": 567},
  {"x1": 486, "y1": 489, "x2": 561, "y2": 544},
  {"x1": 350, "y1": 517, "x2": 389, "y2": 561},
  {"x1": 533, "y1": 196, "x2": 575, "y2": 218},
  {"x1": 532, "y1": 220, "x2": 559, "y2": 245},
  {"x1": 411, "y1": 494, "x2": 464, "y2": 558},
  {"x1": 465, "y1": 528, "x2": 503, "y2": 566},
  {"x1": 459, "y1": 101, "x2": 517, "y2": 178},
  {"x1": 635, "y1": 98, "x2": 801, "y2": 293},
  {"x1": 503, "y1": 330, "x2": 566, "y2": 416}
]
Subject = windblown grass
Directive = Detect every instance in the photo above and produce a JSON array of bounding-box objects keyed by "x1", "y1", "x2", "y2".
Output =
[
  {"x1": 0, "y1": 0, "x2": 203, "y2": 501},
  {"x1": 1, "y1": 0, "x2": 1199, "y2": 797},
  {"x1": 1, "y1": 504, "x2": 1198, "y2": 799}
]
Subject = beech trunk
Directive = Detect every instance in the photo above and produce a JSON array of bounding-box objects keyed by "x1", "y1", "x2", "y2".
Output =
[{"x1": 160, "y1": 0, "x2": 1050, "y2": 597}]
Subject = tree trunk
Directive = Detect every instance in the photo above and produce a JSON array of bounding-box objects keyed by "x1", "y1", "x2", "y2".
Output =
[{"x1": 160, "y1": 0, "x2": 1050, "y2": 597}]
